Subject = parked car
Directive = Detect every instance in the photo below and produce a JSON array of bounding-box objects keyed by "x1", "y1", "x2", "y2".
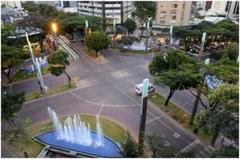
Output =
[{"x1": 135, "y1": 82, "x2": 155, "y2": 96}]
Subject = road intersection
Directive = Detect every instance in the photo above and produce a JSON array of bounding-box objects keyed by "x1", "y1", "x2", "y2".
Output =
[{"x1": 13, "y1": 37, "x2": 213, "y2": 157}]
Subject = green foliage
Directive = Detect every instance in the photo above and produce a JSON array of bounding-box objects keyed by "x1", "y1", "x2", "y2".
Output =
[
  {"x1": 155, "y1": 69, "x2": 201, "y2": 91},
  {"x1": 206, "y1": 58, "x2": 239, "y2": 84},
  {"x1": 208, "y1": 83, "x2": 239, "y2": 112},
  {"x1": 2, "y1": 91, "x2": 25, "y2": 123},
  {"x1": 117, "y1": 36, "x2": 140, "y2": 49},
  {"x1": 84, "y1": 31, "x2": 109, "y2": 57},
  {"x1": 47, "y1": 50, "x2": 72, "y2": 87},
  {"x1": 60, "y1": 16, "x2": 85, "y2": 36},
  {"x1": 149, "y1": 49, "x2": 195, "y2": 75},
  {"x1": 1, "y1": 45, "x2": 25, "y2": 70},
  {"x1": 194, "y1": 83, "x2": 239, "y2": 142},
  {"x1": 1, "y1": 24, "x2": 16, "y2": 44},
  {"x1": 149, "y1": 49, "x2": 200, "y2": 105},
  {"x1": 132, "y1": 2, "x2": 156, "y2": 22},
  {"x1": 174, "y1": 19, "x2": 239, "y2": 51},
  {"x1": 47, "y1": 50, "x2": 69, "y2": 76},
  {"x1": 223, "y1": 42, "x2": 239, "y2": 61},
  {"x1": 210, "y1": 146, "x2": 239, "y2": 158},
  {"x1": 120, "y1": 131, "x2": 138, "y2": 157},
  {"x1": 22, "y1": 2, "x2": 39, "y2": 12},
  {"x1": 124, "y1": 19, "x2": 136, "y2": 34}
]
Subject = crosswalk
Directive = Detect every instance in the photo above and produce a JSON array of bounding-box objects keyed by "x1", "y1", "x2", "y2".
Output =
[{"x1": 181, "y1": 140, "x2": 215, "y2": 158}]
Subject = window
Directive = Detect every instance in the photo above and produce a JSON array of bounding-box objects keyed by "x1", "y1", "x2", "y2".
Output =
[
  {"x1": 172, "y1": 15, "x2": 176, "y2": 20},
  {"x1": 171, "y1": 3, "x2": 178, "y2": 8},
  {"x1": 160, "y1": 20, "x2": 165, "y2": 24}
]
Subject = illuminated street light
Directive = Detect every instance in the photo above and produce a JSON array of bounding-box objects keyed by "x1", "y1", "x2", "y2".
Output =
[
  {"x1": 51, "y1": 22, "x2": 58, "y2": 51},
  {"x1": 51, "y1": 22, "x2": 58, "y2": 33}
]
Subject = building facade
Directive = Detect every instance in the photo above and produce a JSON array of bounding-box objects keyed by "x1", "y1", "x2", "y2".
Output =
[
  {"x1": 225, "y1": 1, "x2": 239, "y2": 20},
  {"x1": 77, "y1": 1, "x2": 133, "y2": 24},
  {"x1": 155, "y1": 1, "x2": 193, "y2": 26},
  {"x1": 199, "y1": 1, "x2": 239, "y2": 20},
  {"x1": 1, "y1": 1, "x2": 22, "y2": 9}
]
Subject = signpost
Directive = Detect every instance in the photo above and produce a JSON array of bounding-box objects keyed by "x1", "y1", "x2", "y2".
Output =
[{"x1": 138, "y1": 78, "x2": 149, "y2": 154}]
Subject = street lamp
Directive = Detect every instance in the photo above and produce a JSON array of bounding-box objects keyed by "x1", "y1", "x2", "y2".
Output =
[
  {"x1": 113, "y1": 19, "x2": 116, "y2": 34},
  {"x1": 51, "y1": 22, "x2": 58, "y2": 51}
]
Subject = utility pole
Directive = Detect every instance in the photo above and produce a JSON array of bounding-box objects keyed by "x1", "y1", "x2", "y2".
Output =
[{"x1": 138, "y1": 79, "x2": 149, "y2": 155}]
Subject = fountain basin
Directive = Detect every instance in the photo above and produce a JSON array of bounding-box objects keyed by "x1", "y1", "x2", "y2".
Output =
[{"x1": 34, "y1": 130, "x2": 123, "y2": 158}]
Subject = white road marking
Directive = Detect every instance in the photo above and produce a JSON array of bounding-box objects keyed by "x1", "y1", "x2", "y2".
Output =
[{"x1": 180, "y1": 139, "x2": 200, "y2": 152}]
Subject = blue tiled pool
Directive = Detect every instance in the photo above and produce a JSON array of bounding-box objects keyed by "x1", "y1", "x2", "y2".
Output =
[{"x1": 34, "y1": 131, "x2": 123, "y2": 158}]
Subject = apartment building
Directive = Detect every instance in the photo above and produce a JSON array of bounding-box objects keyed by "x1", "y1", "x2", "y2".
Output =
[
  {"x1": 77, "y1": 1, "x2": 133, "y2": 24},
  {"x1": 199, "y1": 1, "x2": 239, "y2": 20},
  {"x1": 225, "y1": 1, "x2": 239, "y2": 20},
  {"x1": 1, "y1": 1, "x2": 22, "y2": 9},
  {"x1": 155, "y1": 1, "x2": 193, "y2": 26}
]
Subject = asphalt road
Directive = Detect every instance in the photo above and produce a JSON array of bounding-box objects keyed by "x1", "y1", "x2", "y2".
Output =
[{"x1": 7, "y1": 36, "x2": 214, "y2": 157}]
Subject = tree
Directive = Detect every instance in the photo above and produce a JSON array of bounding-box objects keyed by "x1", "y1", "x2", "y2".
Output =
[
  {"x1": 210, "y1": 146, "x2": 239, "y2": 158},
  {"x1": 120, "y1": 131, "x2": 138, "y2": 157},
  {"x1": 194, "y1": 83, "x2": 239, "y2": 146},
  {"x1": 1, "y1": 24, "x2": 16, "y2": 44},
  {"x1": 2, "y1": 91, "x2": 25, "y2": 127},
  {"x1": 1, "y1": 45, "x2": 26, "y2": 82},
  {"x1": 47, "y1": 50, "x2": 72, "y2": 87},
  {"x1": 223, "y1": 42, "x2": 239, "y2": 61},
  {"x1": 206, "y1": 57, "x2": 239, "y2": 84},
  {"x1": 149, "y1": 49, "x2": 201, "y2": 106},
  {"x1": 84, "y1": 31, "x2": 109, "y2": 57},
  {"x1": 155, "y1": 68, "x2": 201, "y2": 106},
  {"x1": 124, "y1": 19, "x2": 136, "y2": 34},
  {"x1": 60, "y1": 16, "x2": 85, "y2": 39},
  {"x1": 117, "y1": 36, "x2": 140, "y2": 50},
  {"x1": 132, "y1": 2, "x2": 156, "y2": 37}
]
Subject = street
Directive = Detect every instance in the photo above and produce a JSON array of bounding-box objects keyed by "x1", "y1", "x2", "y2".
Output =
[{"x1": 16, "y1": 36, "x2": 213, "y2": 157}]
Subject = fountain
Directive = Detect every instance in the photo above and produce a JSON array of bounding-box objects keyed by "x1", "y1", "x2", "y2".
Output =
[
  {"x1": 33, "y1": 108, "x2": 122, "y2": 157},
  {"x1": 47, "y1": 107, "x2": 104, "y2": 147}
]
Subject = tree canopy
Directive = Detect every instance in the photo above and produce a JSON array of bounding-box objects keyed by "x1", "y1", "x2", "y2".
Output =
[
  {"x1": 84, "y1": 31, "x2": 109, "y2": 57},
  {"x1": 132, "y1": 1, "x2": 156, "y2": 36},
  {"x1": 1, "y1": 44, "x2": 27, "y2": 82},
  {"x1": 194, "y1": 83, "x2": 239, "y2": 145},
  {"x1": 2, "y1": 91, "x2": 25, "y2": 126},
  {"x1": 149, "y1": 49, "x2": 201, "y2": 105},
  {"x1": 223, "y1": 42, "x2": 239, "y2": 61},
  {"x1": 124, "y1": 19, "x2": 136, "y2": 34},
  {"x1": 47, "y1": 50, "x2": 72, "y2": 87}
]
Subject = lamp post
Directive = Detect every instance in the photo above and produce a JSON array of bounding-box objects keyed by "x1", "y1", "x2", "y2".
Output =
[
  {"x1": 169, "y1": 25, "x2": 173, "y2": 47},
  {"x1": 51, "y1": 22, "x2": 58, "y2": 51},
  {"x1": 138, "y1": 78, "x2": 149, "y2": 155},
  {"x1": 113, "y1": 19, "x2": 116, "y2": 34},
  {"x1": 145, "y1": 18, "x2": 152, "y2": 53}
]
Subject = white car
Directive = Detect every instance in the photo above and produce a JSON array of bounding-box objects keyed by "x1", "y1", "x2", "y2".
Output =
[{"x1": 135, "y1": 83, "x2": 155, "y2": 96}]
